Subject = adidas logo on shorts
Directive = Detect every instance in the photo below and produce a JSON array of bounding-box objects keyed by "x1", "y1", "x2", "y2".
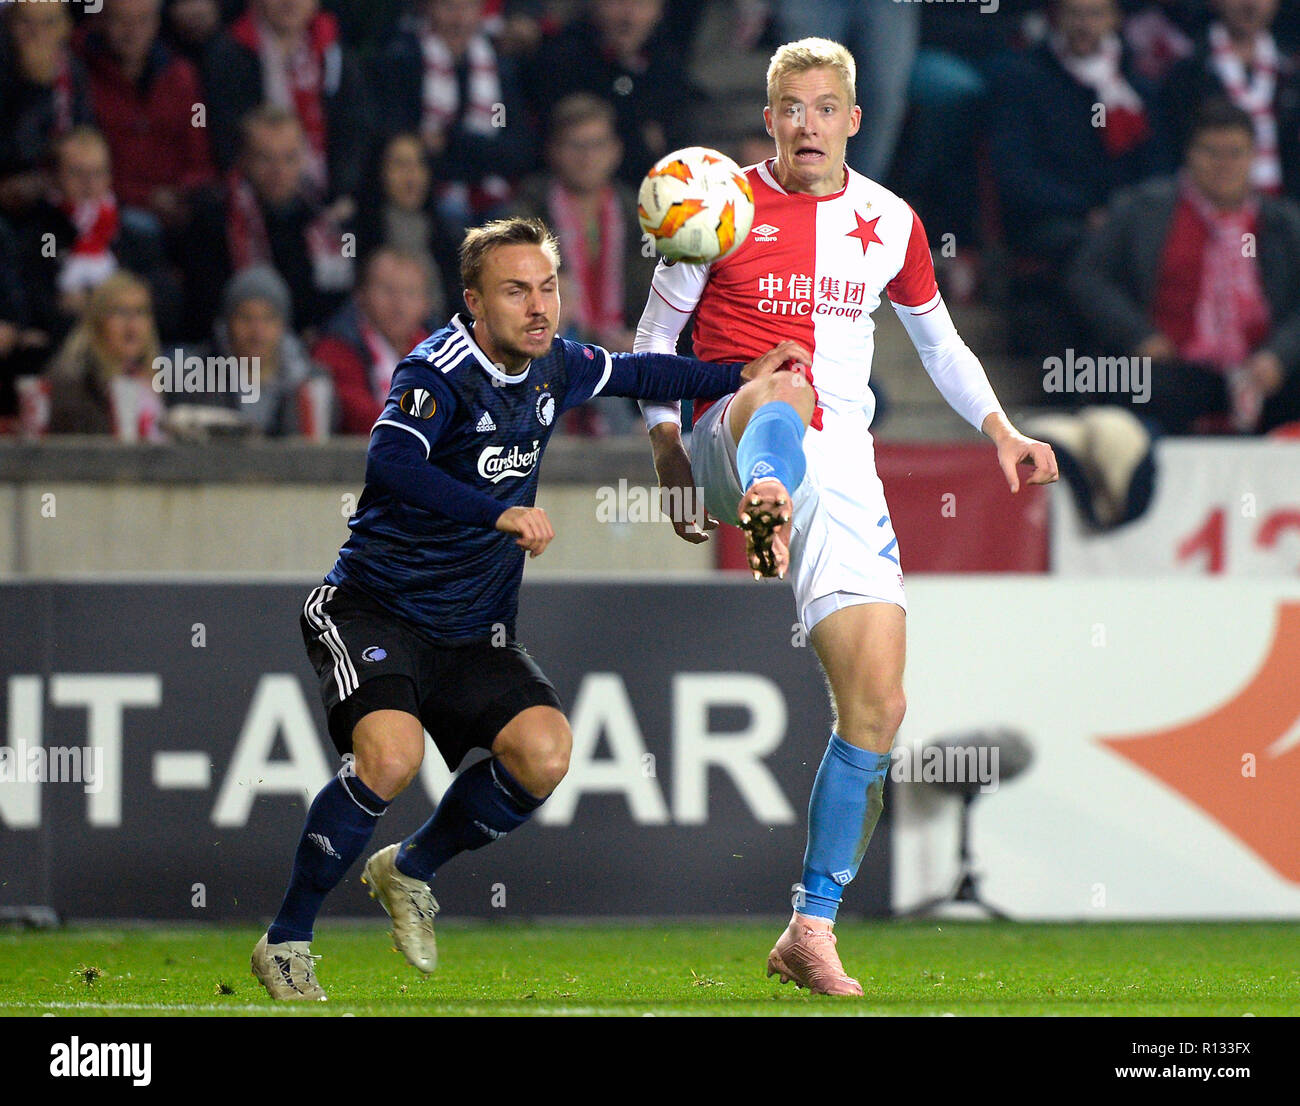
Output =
[{"x1": 476, "y1": 411, "x2": 496, "y2": 433}]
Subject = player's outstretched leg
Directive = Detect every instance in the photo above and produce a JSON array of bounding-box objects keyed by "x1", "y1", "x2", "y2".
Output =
[
  {"x1": 729, "y1": 371, "x2": 815, "y2": 578},
  {"x1": 365, "y1": 706, "x2": 570, "y2": 975},
  {"x1": 768, "y1": 602, "x2": 905, "y2": 996},
  {"x1": 252, "y1": 708, "x2": 420, "y2": 1001}
]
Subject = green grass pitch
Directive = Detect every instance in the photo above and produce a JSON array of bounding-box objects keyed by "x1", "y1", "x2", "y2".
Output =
[{"x1": 1, "y1": 920, "x2": 1296, "y2": 1017}]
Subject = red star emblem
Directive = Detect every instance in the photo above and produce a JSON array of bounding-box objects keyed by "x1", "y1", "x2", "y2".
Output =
[{"x1": 847, "y1": 212, "x2": 882, "y2": 254}]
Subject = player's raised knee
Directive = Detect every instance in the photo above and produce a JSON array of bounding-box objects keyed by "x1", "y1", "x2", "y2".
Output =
[{"x1": 745, "y1": 369, "x2": 816, "y2": 424}]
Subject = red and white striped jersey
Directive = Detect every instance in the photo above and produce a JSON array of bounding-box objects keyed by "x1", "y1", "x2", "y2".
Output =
[{"x1": 646, "y1": 159, "x2": 941, "y2": 427}]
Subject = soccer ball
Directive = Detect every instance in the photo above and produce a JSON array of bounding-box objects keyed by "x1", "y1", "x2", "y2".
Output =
[{"x1": 637, "y1": 146, "x2": 755, "y2": 264}]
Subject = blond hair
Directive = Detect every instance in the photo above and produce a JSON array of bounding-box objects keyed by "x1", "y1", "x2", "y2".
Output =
[
  {"x1": 766, "y1": 38, "x2": 856, "y2": 107},
  {"x1": 53, "y1": 271, "x2": 158, "y2": 384},
  {"x1": 459, "y1": 217, "x2": 561, "y2": 292}
]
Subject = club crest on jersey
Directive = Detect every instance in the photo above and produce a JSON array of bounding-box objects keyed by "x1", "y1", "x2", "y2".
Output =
[
  {"x1": 399, "y1": 387, "x2": 436, "y2": 419},
  {"x1": 535, "y1": 391, "x2": 555, "y2": 426},
  {"x1": 478, "y1": 440, "x2": 542, "y2": 483}
]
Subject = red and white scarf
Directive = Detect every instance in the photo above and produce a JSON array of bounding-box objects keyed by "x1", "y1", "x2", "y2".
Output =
[
  {"x1": 1051, "y1": 31, "x2": 1150, "y2": 156},
  {"x1": 1179, "y1": 173, "x2": 1271, "y2": 428},
  {"x1": 231, "y1": 11, "x2": 341, "y2": 195},
  {"x1": 548, "y1": 182, "x2": 625, "y2": 338},
  {"x1": 419, "y1": 28, "x2": 502, "y2": 140},
  {"x1": 1209, "y1": 21, "x2": 1282, "y2": 193},
  {"x1": 57, "y1": 193, "x2": 119, "y2": 294},
  {"x1": 226, "y1": 170, "x2": 353, "y2": 291},
  {"x1": 359, "y1": 319, "x2": 398, "y2": 401}
]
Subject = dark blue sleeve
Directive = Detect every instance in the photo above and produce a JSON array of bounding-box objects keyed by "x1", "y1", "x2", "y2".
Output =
[
  {"x1": 366, "y1": 429, "x2": 505, "y2": 530},
  {"x1": 366, "y1": 362, "x2": 504, "y2": 529},
  {"x1": 559, "y1": 339, "x2": 744, "y2": 412}
]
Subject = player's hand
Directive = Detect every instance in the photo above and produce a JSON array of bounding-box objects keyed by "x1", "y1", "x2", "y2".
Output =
[
  {"x1": 495, "y1": 506, "x2": 555, "y2": 558},
  {"x1": 740, "y1": 340, "x2": 813, "y2": 383},
  {"x1": 649, "y1": 423, "x2": 716, "y2": 543},
  {"x1": 995, "y1": 432, "x2": 1059, "y2": 493}
]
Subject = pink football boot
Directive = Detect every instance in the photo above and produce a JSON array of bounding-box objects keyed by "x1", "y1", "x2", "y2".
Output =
[{"x1": 766, "y1": 914, "x2": 864, "y2": 996}]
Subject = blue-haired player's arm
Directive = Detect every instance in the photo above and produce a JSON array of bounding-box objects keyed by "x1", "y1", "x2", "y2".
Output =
[
  {"x1": 558, "y1": 340, "x2": 812, "y2": 412},
  {"x1": 366, "y1": 365, "x2": 504, "y2": 529}
]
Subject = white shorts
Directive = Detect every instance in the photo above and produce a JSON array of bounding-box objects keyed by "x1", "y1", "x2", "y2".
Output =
[{"x1": 689, "y1": 397, "x2": 908, "y2": 632}]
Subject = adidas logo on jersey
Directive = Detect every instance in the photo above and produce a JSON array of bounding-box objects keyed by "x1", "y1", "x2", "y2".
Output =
[
  {"x1": 476, "y1": 411, "x2": 496, "y2": 433},
  {"x1": 752, "y1": 223, "x2": 780, "y2": 241}
]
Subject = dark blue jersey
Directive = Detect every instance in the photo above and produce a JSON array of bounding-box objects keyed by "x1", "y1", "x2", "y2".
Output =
[{"x1": 326, "y1": 312, "x2": 744, "y2": 641}]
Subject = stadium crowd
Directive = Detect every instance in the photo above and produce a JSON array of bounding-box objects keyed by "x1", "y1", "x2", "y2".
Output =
[{"x1": 3, "y1": 0, "x2": 1300, "y2": 439}]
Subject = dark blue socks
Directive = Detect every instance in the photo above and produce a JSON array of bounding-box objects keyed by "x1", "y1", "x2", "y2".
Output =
[
  {"x1": 798, "y1": 733, "x2": 891, "y2": 921},
  {"x1": 736, "y1": 399, "x2": 807, "y2": 492},
  {"x1": 394, "y1": 757, "x2": 544, "y2": 883},
  {"x1": 267, "y1": 766, "x2": 390, "y2": 944}
]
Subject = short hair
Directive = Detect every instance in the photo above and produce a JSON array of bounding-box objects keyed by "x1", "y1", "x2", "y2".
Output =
[
  {"x1": 459, "y1": 217, "x2": 561, "y2": 292},
  {"x1": 239, "y1": 104, "x2": 303, "y2": 151},
  {"x1": 1188, "y1": 97, "x2": 1256, "y2": 148},
  {"x1": 361, "y1": 244, "x2": 431, "y2": 287},
  {"x1": 547, "y1": 93, "x2": 617, "y2": 143},
  {"x1": 766, "y1": 38, "x2": 856, "y2": 107}
]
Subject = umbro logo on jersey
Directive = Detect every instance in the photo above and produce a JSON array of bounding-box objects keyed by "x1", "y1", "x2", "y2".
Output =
[
  {"x1": 476, "y1": 411, "x2": 496, "y2": 432},
  {"x1": 399, "y1": 388, "x2": 437, "y2": 419},
  {"x1": 752, "y1": 223, "x2": 780, "y2": 241}
]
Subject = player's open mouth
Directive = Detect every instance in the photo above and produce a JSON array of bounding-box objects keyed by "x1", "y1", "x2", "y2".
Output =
[
  {"x1": 525, "y1": 325, "x2": 549, "y2": 340},
  {"x1": 795, "y1": 147, "x2": 824, "y2": 163}
]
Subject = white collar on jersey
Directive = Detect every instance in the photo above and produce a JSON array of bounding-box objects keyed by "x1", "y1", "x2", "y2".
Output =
[
  {"x1": 757, "y1": 157, "x2": 852, "y2": 199},
  {"x1": 453, "y1": 313, "x2": 532, "y2": 386}
]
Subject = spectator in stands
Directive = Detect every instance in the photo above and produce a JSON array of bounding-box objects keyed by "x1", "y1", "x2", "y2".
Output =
[
  {"x1": 0, "y1": 1, "x2": 92, "y2": 219},
  {"x1": 510, "y1": 93, "x2": 651, "y2": 435},
  {"x1": 21, "y1": 127, "x2": 180, "y2": 347},
  {"x1": 227, "y1": 106, "x2": 355, "y2": 336},
  {"x1": 512, "y1": 94, "x2": 649, "y2": 355},
  {"x1": 46, "y1": 270, "x2": 165, "y2": 438},
  {"x1": 312, "y1": 246, "x2": 432, "y2": 435},
  {"x1": 168, "y1": 264, "x2": 329, "y2": 437},
  {"x1": 354, "y1": 132, "x2": 453, "y2": 320},
  {"x1": 373, "y1": 0, "x2": 537, "y2": 237},
  {"x1": 528, "y1": 0, "x2": 691, "y2": 187},
  {"x1": 1069, "y1": 99, "x2": 1300, "y2": 435},
  {"x1": 205, "y1": 0, "x2": 371, "y2": 209},
  {"x1": 1160, "y1": 0, "x2": 1300, "y2": 199},
  {"x1": 989, "y1": 0, "x2": 1162, "y2": 355},
  {"x1": 77, "y1": 0, "x2": 217, "y2": 232}
]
